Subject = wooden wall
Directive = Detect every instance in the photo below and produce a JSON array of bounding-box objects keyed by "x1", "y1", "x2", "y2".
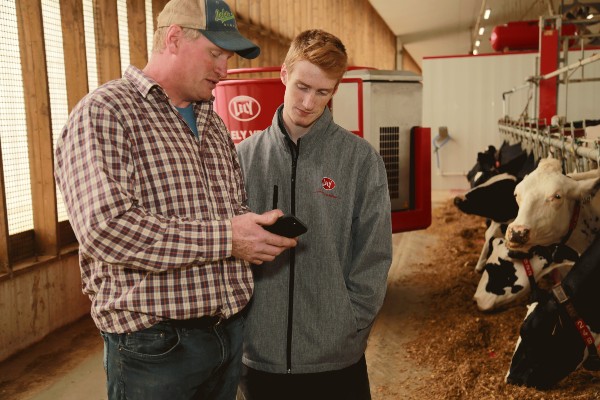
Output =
[
  {"x1": 140, "y1": 0, "x2": 398, "y2": 72},
  {"x1": 0, "y1": 254, "x2": 89, "y2": 362},
  {"x1": 228, "y1": 0, "x2": 397, "y2": 71},
  {"x1": 0, "y1": 0, "x2": 396, "y2": 363}
]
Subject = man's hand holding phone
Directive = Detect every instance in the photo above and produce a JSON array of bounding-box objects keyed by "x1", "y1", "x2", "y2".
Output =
[
  {"x1": 263, "y1": 214, "x2": 308, "y2": 238},
  {"x1": 231, "y1": 210, "x2": 298, "y2": 265}
]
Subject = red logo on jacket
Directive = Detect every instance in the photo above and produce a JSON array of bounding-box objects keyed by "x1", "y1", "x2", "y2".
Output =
[{"x1": 321, "y1": 177, "x2": 335, "y2": 190}]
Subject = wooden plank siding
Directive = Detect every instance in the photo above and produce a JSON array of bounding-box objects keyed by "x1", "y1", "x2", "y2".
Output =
[
  {"x1": 0, "y1": 144, "x2": 10, "y2": 272},
  {"x1": 94, "y1": 0, "x2": 121, "y2": 84},
  {"x1": 60, "y1": 0, "x2": 89, "y2": 112},
  {"x1": 127, "y1": 0, "x2": 149, "y2": 69},
  {"x1": 15, "y1": 0, "x2": 58, "y2": 258}
]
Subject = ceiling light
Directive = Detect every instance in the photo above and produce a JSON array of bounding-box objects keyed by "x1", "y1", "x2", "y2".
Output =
[
  {"x1": 484, "y1": 9, "x2": 491, "y2": 20},
  {"x1": 478, "y1": 27, "x2": 485, "y2": 35},
  {"x1": 475, "y1": 40, "x2": 481, "y2": 47}
]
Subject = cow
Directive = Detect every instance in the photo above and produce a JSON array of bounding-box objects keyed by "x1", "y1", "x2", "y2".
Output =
[
  {"x1": 505, "y1": 233, "x2": 600, "y2": 389},
  {"x1": 506, "y1": 157, "x2": 600, "y2": 255},
  {"x1": 466, "y1": 145, "x2": 498, "y2": 188},
  {"x1": 454, "y1": 173, "x2": 519, "y2": 223},
  {"x1": 474, "y1": 223, "x2": 576, "y2": 311}
]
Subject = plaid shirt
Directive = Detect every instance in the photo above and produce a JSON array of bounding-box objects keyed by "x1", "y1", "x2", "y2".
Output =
[{"x1": 54, "y1": 66, "x2": 253, "y2": 333}]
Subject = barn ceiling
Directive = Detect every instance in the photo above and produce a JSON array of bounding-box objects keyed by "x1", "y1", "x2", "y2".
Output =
[{"x1": 368, "y1": 0, "x2": 600, "y2": 69}]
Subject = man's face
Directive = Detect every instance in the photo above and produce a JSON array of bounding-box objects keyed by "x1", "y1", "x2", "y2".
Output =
[
  {"x1": 176, "y1": 33, "x2": 233, "y2": 102},
  {"x1": 280, "y1": 60, "x2": 338, "y2": 133}
]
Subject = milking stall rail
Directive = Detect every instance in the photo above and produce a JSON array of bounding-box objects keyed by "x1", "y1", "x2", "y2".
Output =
[{"x1": 500, "y1": 13, "x2": 600, "y2": 173}]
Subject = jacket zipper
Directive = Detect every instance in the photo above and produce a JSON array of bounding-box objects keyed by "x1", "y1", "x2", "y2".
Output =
[{"x1": 286, "y1": 138, "x2": 300, "y2": 373}]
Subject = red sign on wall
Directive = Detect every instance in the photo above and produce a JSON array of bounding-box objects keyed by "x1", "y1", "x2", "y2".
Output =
[{"x1": 214, "y1": 68, "x2": 285, "y2": 144}]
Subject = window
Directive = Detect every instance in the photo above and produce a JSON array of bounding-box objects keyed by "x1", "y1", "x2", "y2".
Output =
[
  {"x1": 42, "y1": 0, "x2": 69, "y2": 223},
  {"x1": 0, "y1": 2, "x2": 33, "y2": 236},
  {"x1": 0, "y1": 0, "x2": 150, "y2": 269}
]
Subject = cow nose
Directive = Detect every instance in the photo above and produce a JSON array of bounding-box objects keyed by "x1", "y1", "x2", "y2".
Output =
[{"x1": 507, "y1": 225, "x2": 530, "y2": 245}]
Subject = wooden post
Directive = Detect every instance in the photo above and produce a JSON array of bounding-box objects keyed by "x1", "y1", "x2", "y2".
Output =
[
  {"x1": 0, "y1": 137, "x2": 10, "y2": 272},
  {"x1": 94, "y1": 0, "x2": 121, "y2": 83},
  {"x1": 127, "y1": 0, "x2": 149, "y2": 69},
  {"x1": 60, "y1": 0, "x2": 89, "y2": 111},
  {"x1": 16, "y1": 0, "x2": 59, "y2": 257}
]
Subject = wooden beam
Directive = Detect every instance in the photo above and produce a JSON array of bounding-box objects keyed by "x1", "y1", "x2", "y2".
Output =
[
  {"x1": 16, "y1": 0, "x2": 59, "y2": 257},
  {"x1": 93, "y1": 0, "x2": 121, "y2": 83},
  {"x1": 60, "y1": 0, "x2": 89, "y2": 111},
  {"x1": 127, "y1": 0, "x2": 148, "y2": 69},
  {"x1": 152, "y1": 0, "x2": 169, "y2": 31},
  {"x1": 0, "y1": 137, "x2": 10, "y2": 272}
]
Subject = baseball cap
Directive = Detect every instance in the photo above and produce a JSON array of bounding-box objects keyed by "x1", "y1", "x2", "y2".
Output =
[{"x1": 157, "y1": 0, "x2": 260, "y2": 59}]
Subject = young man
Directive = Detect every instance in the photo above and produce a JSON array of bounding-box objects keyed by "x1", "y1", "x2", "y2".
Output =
[
  {"x1": 236, "y1": 29, "x2": 393, "y2": 400},
  {"x1": 54, "y1": 0, "x2": 297, "y2": 399}
]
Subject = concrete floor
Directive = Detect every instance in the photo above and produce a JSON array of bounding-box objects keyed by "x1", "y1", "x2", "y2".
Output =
[
  {"x1": 0, "y1": 315, "x2": 106, "y2": 400},
  {"x1": 0, "y1": 190, "x2": 459, "y2": 400}
]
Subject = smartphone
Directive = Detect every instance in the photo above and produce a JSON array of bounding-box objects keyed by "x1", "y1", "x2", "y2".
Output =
[{"x1": 263, "y1": 214, "x2": 308, "y2": 238}]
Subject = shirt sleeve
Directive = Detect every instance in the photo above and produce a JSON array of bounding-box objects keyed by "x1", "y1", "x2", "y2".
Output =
[
  {"x1": 54, "y1": 98, "x2": 232, "y2": 273},
  {"x1": 347, "y1": 151, "x2": 393, "y2": 330}
]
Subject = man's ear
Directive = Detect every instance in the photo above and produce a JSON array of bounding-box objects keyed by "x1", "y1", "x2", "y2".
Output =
[
  {"x1": 280, "y1": 63, "x2": 288, "y2": 85},
  {"x1": 165, "y1": 25, "x2": 183, "y2": 53}
]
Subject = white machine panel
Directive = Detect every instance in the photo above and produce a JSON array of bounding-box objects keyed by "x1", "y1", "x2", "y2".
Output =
[{"x1": 332, "y1": 70, "x2": 422, "y2": 211}]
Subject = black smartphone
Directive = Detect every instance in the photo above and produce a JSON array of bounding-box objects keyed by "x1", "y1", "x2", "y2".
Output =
[{"x1": 263, "y1": 214, "x2": 308, "y2": 238}]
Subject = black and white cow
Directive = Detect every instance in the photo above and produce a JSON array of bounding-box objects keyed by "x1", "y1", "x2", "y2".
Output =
[
  {"x1": 505, "y1": 233, "x2": 600, "y2": 389},
  {"x1": 474, "y1": 221, "x2": 576, "y2": 311},
  {"x1": 506, "y1": 157, "x2": 600, "y2": 255},
  {"x1": 466, "y1": 145, "x2": 498, "y2": 188},
  {"x1": 455, "y1": 174, "x2": 519, "y2": 223}
]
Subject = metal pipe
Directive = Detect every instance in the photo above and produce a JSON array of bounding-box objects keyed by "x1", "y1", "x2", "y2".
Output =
[
  {"x1": 541, "y1": 52, "x2": 600, "y2": 80},
  {"x1": 499, "y1": 123, "x2": 599, "y2": 164}
]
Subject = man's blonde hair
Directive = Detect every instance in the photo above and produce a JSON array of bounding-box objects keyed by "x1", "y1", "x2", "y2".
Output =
[
  {"x1": 152, "y1": 26, "x2": 202, "y2": 53},
  {"x1": 284, "y1": 29, "x2": 348, "y2": 81}
]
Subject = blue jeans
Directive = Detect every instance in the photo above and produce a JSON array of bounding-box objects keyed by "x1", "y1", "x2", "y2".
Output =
[{"x1": 100, "y1": 315, "x2": 243, "y2": 400}]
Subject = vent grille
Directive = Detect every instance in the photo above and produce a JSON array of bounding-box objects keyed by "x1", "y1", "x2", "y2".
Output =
[{"x1": 380, "y1": 126, "x2": 400, "y2": 199}]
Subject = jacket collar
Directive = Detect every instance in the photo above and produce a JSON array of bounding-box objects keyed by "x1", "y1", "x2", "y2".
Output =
[{"x1": 272, "y1": 104, "x2": 334, "y2": 151}]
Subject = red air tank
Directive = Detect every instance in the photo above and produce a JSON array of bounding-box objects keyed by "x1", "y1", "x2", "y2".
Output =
[{"x1": 490, "y1": 20, "x2": 577, "y2": 52}]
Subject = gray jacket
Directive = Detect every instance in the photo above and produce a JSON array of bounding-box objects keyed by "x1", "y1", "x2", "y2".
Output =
[{"x1": 236, "y1": 105, "x2": 392, "y2": 374}]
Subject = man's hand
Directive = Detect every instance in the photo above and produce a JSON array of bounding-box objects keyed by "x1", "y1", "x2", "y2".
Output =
[{"x1": 231, "y1": 210, "x2": 298, "y2": 264}]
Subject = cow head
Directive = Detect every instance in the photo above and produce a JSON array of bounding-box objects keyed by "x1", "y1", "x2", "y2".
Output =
[
  {"x1": 506, "y1": 233, "x2": 600, "y2": 389},
  {"x1": 454, "y1": 173, "x2": 519, "y2": 223},
  {"x1": 466, "y1": 145, "x2": 498, "y2": 188},
  {"x1": 505, "y1": 293, "x2": 590, "y2": 389},
  {"x1": 505, "y1": 158, "x2": 600, "y2": 253}
]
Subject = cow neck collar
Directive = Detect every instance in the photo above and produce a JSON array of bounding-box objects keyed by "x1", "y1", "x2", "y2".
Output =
[
  {"x1": 551, "y1": 283, "x2": 600, "y2": 371},
  {"x1": 564, "y1": 200, "x2": 581, "y2": 244}
]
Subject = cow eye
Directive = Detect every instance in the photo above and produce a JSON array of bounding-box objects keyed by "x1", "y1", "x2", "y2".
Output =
[{"x1": 554, "y1": 194, "x2": 561, "y2": 200}]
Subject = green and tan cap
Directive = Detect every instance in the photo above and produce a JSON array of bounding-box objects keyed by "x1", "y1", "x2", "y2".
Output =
[{"x1": 157, "y1": 0, "x2": 260, "y2": 59}]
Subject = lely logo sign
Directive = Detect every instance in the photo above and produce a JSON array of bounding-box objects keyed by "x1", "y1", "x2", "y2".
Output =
[
  {"x1": 321, "y1": 177, "x2": 335, "y2": 190},
  {"x1": 228, "y1": 95, "x2": 261, "y2": 122}
]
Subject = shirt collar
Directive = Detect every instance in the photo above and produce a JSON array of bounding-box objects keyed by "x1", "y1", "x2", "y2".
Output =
[{"x1": 123, "y1": 65, "x2": 214, "y2": 110}]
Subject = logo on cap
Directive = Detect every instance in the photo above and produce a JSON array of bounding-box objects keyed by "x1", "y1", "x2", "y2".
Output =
[
  {"x1": 229, "y1": 96, "x2": 261, "y2": 122},
  {"x1": 321, "y1": 177, "x2": 335, "y2": 190},
  {"x1": 215, "y1": 9, "x2": 235, "y2": 25}
]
